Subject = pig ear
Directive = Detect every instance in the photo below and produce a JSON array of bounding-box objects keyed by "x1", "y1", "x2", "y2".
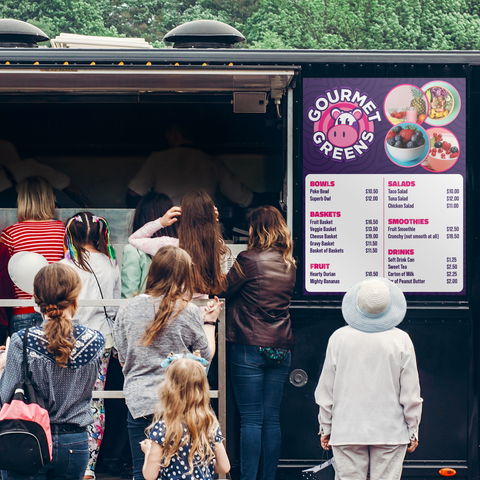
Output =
[
  {"x1": 331, "y1": 108, "x2": 341, "y2": 120},
  {"x1": 353, "y1": 109, "x2": 363, "y2": 120}
]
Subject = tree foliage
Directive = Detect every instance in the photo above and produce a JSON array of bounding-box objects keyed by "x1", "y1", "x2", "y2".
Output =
[
  {"x1": 0, "y1": 0, "x2": 118, "y2": 39},
  {"x1": 1, "y1": 0, "x2": 480, "y2": 50},
  {"x1": 244, "y1": 0, "x2": 480, "y2": 50}
]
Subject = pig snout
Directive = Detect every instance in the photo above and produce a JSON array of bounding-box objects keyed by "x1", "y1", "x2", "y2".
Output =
[{"x1": 327, "y1": 125, "x2": 358, "y2": 148}]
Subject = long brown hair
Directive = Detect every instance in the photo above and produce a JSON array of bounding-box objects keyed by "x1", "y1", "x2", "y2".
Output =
[
  {"x1": 140, "y1": 246, "x2": 194, "y2": 346},
  {"x1": 148, "y1": 358, "x2": 219, "y2": 473},
  {"x1": 33, "y1": 263, "x2": 81, "y2": 367},
  {"x1": 248, "y1": 206, "x2": 296, "y2": 269},
  {"x1": 16, "y1": 176, "x2": 55, "y2": 222},
  {"x1": 178, "y1": 190, "x2": 227, "y2": 295},
  {"x1": 132, "y1": 192, "x2": 178, "y2": 239}
]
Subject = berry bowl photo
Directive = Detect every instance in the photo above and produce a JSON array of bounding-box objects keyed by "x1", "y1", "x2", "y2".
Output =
[
  {"x1": 424, "y1": 130, "x2": 460, "y2": 172},
  {"x1": 385, "y1": 124, "x2": 427, "y2": 164}
]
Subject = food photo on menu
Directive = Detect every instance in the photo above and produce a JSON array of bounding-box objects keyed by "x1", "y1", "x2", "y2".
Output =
[
  {"x1": 385, "y1": 123, "x2": 429, "y2": 168},
  {"x1": 384, "y1": 84, "x2": 429, "y2": 126},
  {"x1": 304, "y1": 77, "x2": 465, "y2": 295},
  {"x1": 422, "y1": 128, "x2": 460, "y2": 173}
]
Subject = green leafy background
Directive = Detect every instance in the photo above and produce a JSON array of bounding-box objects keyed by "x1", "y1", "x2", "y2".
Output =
[{"x1": 1, "y1": 0, "x2": 480, "y2": 49}]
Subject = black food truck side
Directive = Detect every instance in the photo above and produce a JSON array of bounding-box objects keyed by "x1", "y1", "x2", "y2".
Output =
[{"x1": 0, "y1": 38, "x2": 478, "y2": 479}]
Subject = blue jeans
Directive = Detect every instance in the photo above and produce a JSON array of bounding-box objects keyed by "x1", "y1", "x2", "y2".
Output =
[
  {"x1": 9, "y1": 312, "x2": 43, "y2": 335},
  {"x1": 1, "y1": 432, "x2": 88, "y2": 480},
  {"x1": 230, "y1": 343, "x2": 291, "y2": 480},
  {"x1": 127, "y1": 410, "x2": 153, "y2": 480}
]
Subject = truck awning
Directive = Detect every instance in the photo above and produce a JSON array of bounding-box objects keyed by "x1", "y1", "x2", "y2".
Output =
[{"x1": 0, "y1": 67, "x2": 297, "y2": 96}]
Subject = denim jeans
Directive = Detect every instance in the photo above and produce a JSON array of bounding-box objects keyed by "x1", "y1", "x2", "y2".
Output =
[
  {"x1": 9, "y1": 312, "x2": 43, "y2": 335},
  {"x1": 230, "y1": 343, "x2": 291, "y2": 480},
  {"x1": 1, "y1": 432, "x2": 89, "y2": 480},
  {"x1": 127, "y1": 409, "x2": 153, "y2": 480}
]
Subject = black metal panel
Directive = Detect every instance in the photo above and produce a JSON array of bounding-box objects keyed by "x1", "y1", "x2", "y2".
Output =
[
  {"x1": 1, "y1": 48, "x2": 480, "y2": 65},
  {"x1": 276, "y1": 308, "x2": 471, "y2": 472}
]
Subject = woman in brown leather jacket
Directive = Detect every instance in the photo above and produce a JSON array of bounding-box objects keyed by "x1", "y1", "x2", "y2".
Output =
[{"x1": 223, "y1": 206, "x2": 296, "y2": 480}]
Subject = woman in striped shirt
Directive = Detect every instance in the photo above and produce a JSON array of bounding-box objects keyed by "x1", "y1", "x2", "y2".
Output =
[{"x1": 1, "y1": 176, "x2": 65, "y2": 334}]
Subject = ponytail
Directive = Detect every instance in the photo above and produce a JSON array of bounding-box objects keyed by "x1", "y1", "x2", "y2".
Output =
[{"x1": 33, "y1": 263, "x2": 82, "y2": 367}]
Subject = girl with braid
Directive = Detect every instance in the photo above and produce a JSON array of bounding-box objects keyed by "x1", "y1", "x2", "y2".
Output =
[
  {"x1": 0, "y1": 263, "x2": 105, "y2": 480},
  {"x1": 60, "y1": 212, "x2": 120, "y2": 480}
]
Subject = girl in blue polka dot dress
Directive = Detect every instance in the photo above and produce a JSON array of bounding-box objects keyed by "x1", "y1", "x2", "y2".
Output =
[{"x1": 140, "y1": 357, "x2": 230, "y2": 480}]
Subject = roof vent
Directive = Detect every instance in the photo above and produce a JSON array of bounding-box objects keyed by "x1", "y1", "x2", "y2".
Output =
[
  {"x1": 163, "y1": 20, "x2": 245, "y2": 49},
  {"x1": 0, "y1": 19, "x2": 49, "y2": 48}
]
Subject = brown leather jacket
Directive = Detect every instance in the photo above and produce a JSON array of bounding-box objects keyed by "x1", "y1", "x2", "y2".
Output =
[{"x1": 223, "y1": 248, "x2": 296, "y2": 349}]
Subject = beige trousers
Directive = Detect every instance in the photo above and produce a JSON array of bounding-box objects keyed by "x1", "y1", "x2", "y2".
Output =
[{"x1": 332, "y1": 444, "x2": 408, "y2": 480}]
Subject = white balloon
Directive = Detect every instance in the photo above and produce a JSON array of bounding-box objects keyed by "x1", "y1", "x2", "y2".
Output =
[{"x1": 8, "y1": 252, "x2": 49, "y2": 295}]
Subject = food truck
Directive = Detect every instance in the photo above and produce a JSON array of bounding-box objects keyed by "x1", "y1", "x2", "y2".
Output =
[{"x1": 0, "y1": 18, "x2": 477, "y2": 480}]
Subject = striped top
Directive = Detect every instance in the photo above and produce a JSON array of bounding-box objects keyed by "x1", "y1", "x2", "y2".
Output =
[{"x1": 1, "y1": 220, "x2": 65, "y2": 299}]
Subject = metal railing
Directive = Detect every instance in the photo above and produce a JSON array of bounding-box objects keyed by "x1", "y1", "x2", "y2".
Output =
[{"x1": 0, "y1": 298, "x2": 227, "y2": 438}]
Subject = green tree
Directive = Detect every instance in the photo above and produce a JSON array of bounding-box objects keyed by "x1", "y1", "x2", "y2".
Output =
[
  {"x1": 0, "y1": 0, "x2": 118, "y2": 40},
  {"x1": 244, "y1": 0, "x2": 480, "y2": 50}
]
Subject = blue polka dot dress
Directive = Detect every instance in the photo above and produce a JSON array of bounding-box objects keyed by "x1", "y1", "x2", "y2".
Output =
[{"x1": 149, "y1": 421, "x2": 222, "y2": 480}]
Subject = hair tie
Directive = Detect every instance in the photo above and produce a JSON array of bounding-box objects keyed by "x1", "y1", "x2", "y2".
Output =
[
  {"x1": 45, "y1": 304, "x2": 61, "y2": 317},
  {"x1": 96, "y1": 216, "x2": 116, "y2": 261},
  {"x1": 74, "y1": 215, "x2": 83, "y2": 222},
  {"x1": 92, "y1": 215, "x2": 99, "y2": 223},
  {"x1": 64, "y1": 217, "x2": 79, "y2": 262},
  {"x1": 161, "y1": 351, "x2": 209, "y2": 368}
]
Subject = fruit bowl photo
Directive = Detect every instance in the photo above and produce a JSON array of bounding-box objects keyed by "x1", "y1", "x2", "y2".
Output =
[
  {"x1": 422, "y1": 81, "x2": 461, "y2": 126},
  {"x1": 385, "y1": 123, "x2": 429, "y2": 167},
  {"x1": 383, "y1": 84, "x2": 429, "y2": 125},
  {"x1": 425, "y1": 85, "x2": 454, "y2": 120},
  {"x1": 423, "y1": 129, "x2": 460, "y2": 172},
  {"x1": 386, "y1": 143, "x2": 425, "y2": 162},
  {"x1": 387, "y1": 108, "x2": 406, "y2": 123}
]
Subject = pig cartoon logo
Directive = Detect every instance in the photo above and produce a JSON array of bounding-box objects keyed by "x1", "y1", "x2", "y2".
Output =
[{"x1": 327, "y1": 108, "x2": 363, "y2": 148}]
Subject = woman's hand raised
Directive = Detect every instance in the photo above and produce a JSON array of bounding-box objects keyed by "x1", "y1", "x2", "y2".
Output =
[
  {"x1": 203, "y1": 296, "x2": 224, "y2": 323},
  {"x1": 160, "y1": 207, "x2": 181, "y2": 227}
]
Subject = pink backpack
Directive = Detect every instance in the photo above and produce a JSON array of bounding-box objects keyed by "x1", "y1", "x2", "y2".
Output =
[{"x1": 0, "y1": 328, "x2": 53, "y2": 475}]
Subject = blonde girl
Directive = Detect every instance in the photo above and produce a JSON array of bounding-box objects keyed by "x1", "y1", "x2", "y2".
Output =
[
  {"x1": 60, "y1": 211, "x2": 121, "y2": 480},
  {"x1": 113, "y1": 245, "x2": 222, "y2": 480},
  {"x1": 1, "y1": 176, "x2": 65, "y2": 333},
  {"x1": 141, "y1": 357, "x2": 230, "y2": 480}
]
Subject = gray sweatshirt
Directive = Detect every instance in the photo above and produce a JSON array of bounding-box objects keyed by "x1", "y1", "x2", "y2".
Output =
[{"x1": 113, "y1": 294, "x2": 211, "y2": 419}]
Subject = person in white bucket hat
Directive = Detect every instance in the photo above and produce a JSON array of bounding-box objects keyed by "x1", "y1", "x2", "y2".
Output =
[{"x1": 315, "y1": 278, "x2": 423, "y2": 480}]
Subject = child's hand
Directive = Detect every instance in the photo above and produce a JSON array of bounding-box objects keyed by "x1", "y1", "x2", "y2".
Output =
[
  {"x1": 160, "y1": 207, "x2": 181, "y2": 227},
  {"x1": 203, "y1": 296, "x2": 224, "y2": 323},
  {"x1": 140, "y1": 439, "x2": 152, "y2": 455}
]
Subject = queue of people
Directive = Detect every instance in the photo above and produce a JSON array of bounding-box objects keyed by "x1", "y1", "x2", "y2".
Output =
[{"x1": 0, "y1": 174, "x2": 422, "y2": 480}]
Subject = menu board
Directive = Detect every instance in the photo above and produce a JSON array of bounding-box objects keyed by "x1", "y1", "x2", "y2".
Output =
[{"x1": 303, "y1": 78, "x2": 466, "y2": 294}]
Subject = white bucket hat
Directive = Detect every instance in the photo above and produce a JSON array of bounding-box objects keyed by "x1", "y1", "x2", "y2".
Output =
[{"x1": 342, "y1": 278, "x2": 406, "y2": 333}]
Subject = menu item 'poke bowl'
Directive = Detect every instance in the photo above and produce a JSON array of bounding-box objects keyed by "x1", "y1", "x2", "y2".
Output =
[
  {"x1": 386, "y1": 125, "x2": 426, "y2": 162},
  {"x1": 425, "y1": 85, "x2": 454, "y2": 120}
]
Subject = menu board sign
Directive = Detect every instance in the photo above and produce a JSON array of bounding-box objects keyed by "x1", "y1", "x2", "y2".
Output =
[{"x1": 303, "y1": 78, "x2": 466, "y2": 294}]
